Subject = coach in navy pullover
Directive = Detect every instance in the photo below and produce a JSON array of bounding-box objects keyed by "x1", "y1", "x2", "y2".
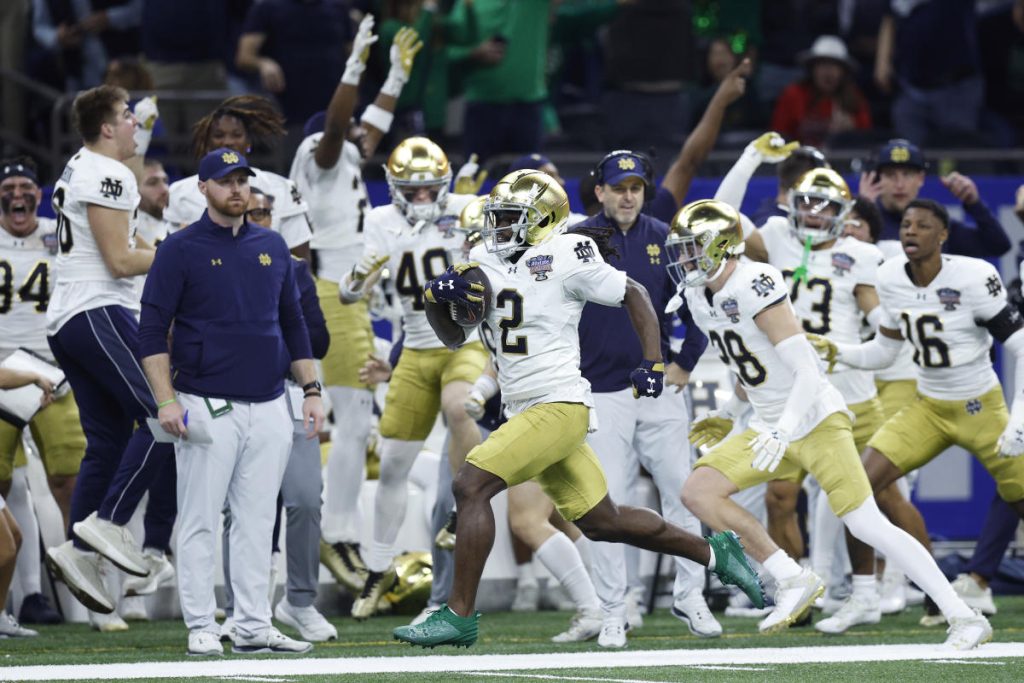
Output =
[{"x1": 139, "y1": 207, "x2": 312, "y2": 402}]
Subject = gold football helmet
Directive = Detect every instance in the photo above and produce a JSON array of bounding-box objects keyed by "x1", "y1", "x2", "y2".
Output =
[
  {"x1": 786, "y1": 168, "x2": 852, "y2": 245},
  {"x1": 447, "y1": 196, "x2": 486, "y2": 263},
  {"x1": 381, "y1": 551, "x2": 433, "y2": 616},
  {"x1": 482, "y1": 169, "x2": 569, "y2": 258},
  {"x1": 666, "y1": 199, "x2": 744, "y2": 287},
  {"x1": 385, "y1": 136, "x2": 452, "y2": 224}
]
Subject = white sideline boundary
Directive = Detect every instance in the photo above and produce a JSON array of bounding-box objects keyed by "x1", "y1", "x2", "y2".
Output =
[{"x1": 2, "y1": 643, "x2": 1024, "y2": 680}]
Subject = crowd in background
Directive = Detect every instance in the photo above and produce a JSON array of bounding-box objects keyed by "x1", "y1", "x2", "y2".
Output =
[{"x1": 4, "y1": 0, "x2": 1024, "y2": 176}]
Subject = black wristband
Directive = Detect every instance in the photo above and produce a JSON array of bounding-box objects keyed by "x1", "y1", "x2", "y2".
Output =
[
  {"x1": 304, "y1": 391, "x2": 322, "y2": 398},
  {"x1": 302, "y1": 380, "x2": 322, "y2": 392}
]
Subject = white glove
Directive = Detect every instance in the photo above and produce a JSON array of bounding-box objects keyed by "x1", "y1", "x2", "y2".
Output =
[
  {"x1": 749, "y1": 428, "x2": 790, "y2": 472},
  {"x1": 132, "y1": 96, "x2": 159, "y2": 156},
  {"x1": 745, "y1": 132, "x2": 799, "y2": 165},
  {"x1": 998, "y1": 413, "x2": 1024, "y2": 457},
  {"x1": 381, "y1": 26, "x2": 424, "y2": 97},
  {"x1": 464, "y1": 388, "x2": 486, "y2": 420},
  {"x1": 353, "y1": 250, "x2": 388, "y2": 281},
  {"x1": 454, "y1": 153, "x2": 488, "y2": 195},
  {"x1": 342, "y1": 14, "x2": 378, "y2": 86}
]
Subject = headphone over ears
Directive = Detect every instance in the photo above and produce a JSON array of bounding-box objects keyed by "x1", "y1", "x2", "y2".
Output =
[{"x1": 590, "y1": 149, "x2": 655, "y2": 203}]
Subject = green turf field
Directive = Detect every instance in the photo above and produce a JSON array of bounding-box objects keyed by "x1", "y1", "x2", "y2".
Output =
[{"x1": 4, "y1": 597, "x2": 1024, "y2": 682}]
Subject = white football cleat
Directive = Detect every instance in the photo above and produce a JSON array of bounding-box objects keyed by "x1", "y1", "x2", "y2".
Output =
[
  {"x1": 274, "y1": 599, "x2": 337, "y2": 642},
  {"x1": 672, "y1": 593, "x2": 723, "y2": 638},
  {"x1": 45, "y1": 541, "x2": 115, "y2": 614},
  {"x1": 944, "y1": 612, "x2": 992, "y2": 650},
  {"x1": 119, "y1": 596, "x2": 149, "y2": 622},
  {"x1": 759, "y1": 569, "x2": 824, "y2": 634},
  {"x1": 814, "y1": 593, "x2": 881, "y2": 634},
  {"x1": 597, "y1": 617, "x2": 627, "y2": 648},
  {"x1": 951, "y1": 574, "x2": 997, "y2": 615},
  {"x1": 551, "y1": 608, "x2": 602, "y2": 643},
  {"x1": 72, "y1": 512, "x2": 148, "y2": 577},
  {"x1": 89, "y1": 609, "x2": 129, "y2": 632},
  {"x1": 188, "y1": 629, "x2": 223, "y2": 656},
  {"x1": 123, "y1": 550, "x2": 175, "y2": 597}
]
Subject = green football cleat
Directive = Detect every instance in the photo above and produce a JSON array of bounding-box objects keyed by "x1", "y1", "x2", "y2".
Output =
[
  {"x1": 707, "y1": 530, "x2": 766, "y2": 609},
  {"x1": 393, "y1": 604, "x2": 479, "y2": 648}
]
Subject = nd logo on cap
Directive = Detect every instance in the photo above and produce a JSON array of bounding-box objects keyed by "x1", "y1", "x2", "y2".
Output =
[
  {"x1": 889, "y1": 146, "x2": 910, "y2": 163},
  {"x1": 221, "y1": 151, "x2": 240, "y2": 164},
  {"x1": 617, "y1": 157, "x2": 636, "y2": 170}
]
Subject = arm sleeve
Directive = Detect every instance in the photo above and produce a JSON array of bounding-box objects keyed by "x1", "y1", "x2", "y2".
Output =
[
  {"x1": 946, "y1": 203, "x2": 1011, "y2": 258},
  {"x1": 673, "y1": 303, "x2": 709, "y2": 372},
  {"x1": 561, "y1": 238, "x2": 628, "y2": 305},
  {"x1": 773, "y1": 334, "x2": 828, "y2": 435},
  {"x1": 834, "y1": 333, "x2": 904, "y2": 370},
  {"x1": 279, "y1": 257, "x2": 313, "y2": 362},
  {"x1": 138, "y1": 241, "x2": 183, "y2": 358},
  {"x1": 294, "y1": 259, "x2": 330, "y2": 359},
  {"x1": 714, "y1": 145, "x2": 760, "y2": 211}
]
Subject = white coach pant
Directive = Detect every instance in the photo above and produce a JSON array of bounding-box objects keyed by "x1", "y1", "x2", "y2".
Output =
[
  {"x1": 586, "y1": 387, "x2": 704, "y2": 618},
  {"x1": 175, "y1": 391, "x2": 292, "y2": 639}
]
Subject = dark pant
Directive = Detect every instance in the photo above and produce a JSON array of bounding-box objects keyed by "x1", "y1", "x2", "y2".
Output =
[
  {"x1": 463, "y1": 100, "x2": 545, "y2": 163},
  {"x1": 48, "y1": 306, "x2": 174, "y2": 547},
  {"x1": 143, "y1": 456, "x2": 177, "y2": 553},
  {"x1": 965, "y1": 494, "x2": 1020, "y2": 580}
]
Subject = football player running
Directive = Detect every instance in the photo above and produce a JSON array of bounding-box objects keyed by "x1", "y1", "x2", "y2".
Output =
[
  {"x1": 392, "y1": 170, "x2": 764, "y2": 648},
  {"x1": 809, "y1": 198, "x2": 1024, "y2": 636},
  {"x1": 340, "y1": 136, "x2": 482, "y2": 618},
  {"x1": 672, "y1": 199, "x2": 991, "y2": 648},
  {"x1": 288, "y1": 15, "x2": 422, "y2": 596}
]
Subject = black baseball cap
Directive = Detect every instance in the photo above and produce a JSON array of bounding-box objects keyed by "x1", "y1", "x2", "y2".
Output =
[{"x1": 875, "y1": 139, "x2": 928, "y2": 172}]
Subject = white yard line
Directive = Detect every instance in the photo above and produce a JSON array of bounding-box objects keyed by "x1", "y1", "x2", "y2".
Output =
[{"x1": 3, "y1": 643, "x2": 1023, "y2": 681}]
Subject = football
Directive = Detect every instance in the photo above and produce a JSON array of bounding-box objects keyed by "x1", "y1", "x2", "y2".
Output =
[{"x1": 424, "y1": 266, "x2": 493, "y2": 348}]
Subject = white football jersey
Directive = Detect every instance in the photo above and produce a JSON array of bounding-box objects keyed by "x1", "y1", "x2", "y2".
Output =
[
  {"x1": 135, "y1": 210, "x2": 171, "y2": 246},
  {"x1": 472, "y1": 231, "x2": 627, "y2": 412},
  {"x1": 873, "y1": 239, "x2": 916, "y2": 382},
  {"x1": 876, "y1": 254, "x2": 1008, "y2": 400},
  {"x1": 47, "y1": 147, "x2": 141, "y2": 334},
  {"x1": 0, "y1": 218, "x2": 58, "y2": 360},
  {"x1": 684, "y1": 260, "x2": 847, "y2": 439},
  {"x1": 289, "y1": 134, "x2": 369, "y2": 281},
  {"x1": 759, "y1": 217, "x2": 883, "y2": 404},
  {"x1": 363, "y1": 195, "x2": 476, "y2": 349},
  {"x1": 165, "y1": 168, "x2": 312, "y2": 249}
]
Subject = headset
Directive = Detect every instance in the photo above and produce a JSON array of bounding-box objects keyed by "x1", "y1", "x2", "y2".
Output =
[{"x1": 590, "y1": 149, "x2": 656, "y2": 203}]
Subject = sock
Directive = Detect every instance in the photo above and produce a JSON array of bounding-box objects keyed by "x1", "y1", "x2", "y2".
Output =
[
  {"x1": 322, "y1": 386, "x2": 373, "y2": 544},
  {"x1": 763, "y1": 549, "x2": 802, "y2": 582},
  {"x1": 842, "y1": 497, "x2": 972, "y2": 620},
  {"x1": 534, "y1": 532, "x2": 599, "y2": 612},
  {"x1": 9, "y1": 469, "x2": 42, "y2": 595},
  {"x1": 573, "y1": 534, "x2": 592, "y2": 571},
  {"x1": 851, "y1": 574, "x2": 877, "y2": 599},
  {"x1": 365, "y1": 438, "x2": 424, "y2": 572},
  {"x1": 517, "y1": 561, "x2": 538, "y2": 588}
]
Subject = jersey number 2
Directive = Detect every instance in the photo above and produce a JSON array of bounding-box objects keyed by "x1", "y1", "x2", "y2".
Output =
[{"x1": 496, "y1": 289, "x2": 527, "y2": 355}]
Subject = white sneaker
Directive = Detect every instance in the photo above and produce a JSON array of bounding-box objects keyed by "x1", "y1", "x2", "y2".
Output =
[
  {"x1": 45, "y1": 541, "x2": 115, "y2": 613},
  {"x1": 551, "y1": 608, "x2": 602, "y2": 643},
  {"x1": 89, "y1": 609, "x2": 129, "y2": 632},
  {"x1": 672, "y1": 594, "x2": 723, "y2": 638},
  {"x1": 119, "y1": 596, "x2": 149, "y2": 621},
  {"x1": 815, "y1": 593, "x2": 881, "y2": 634},
  {"x1": 219, "y1": 616, "x2": 236, "y2": 642},
  {"x1": 952, "y1": 574, "x2": 997, "y2": 615},
  {"x1": 759, "y1": 569, "x2": 824, "y2": 634},
  {"x1": 510, "y1": 582, "x2": 540, "y2": 612},
  {"x1": 72, "y1": 512, "x2": 148, "y2": 577},
  {"x1": 625, "y1": 586, "x2": 645, "y2": 630},
  {"x1": 0, "y1": 613, "x2": 38, "y2": 638},
  {"x1": 232, "y1": 626, "x2": 313, "y2": 654},
  {"x1": 597, "y1": 617, "x2": 627, "y2": 648},
  {"x1": 879, "y1": 574, "x2": 907, "y2": 615},
  {"x1": 188, "y1": 629, "x2": 223, "y2": 656},
  {"x1": 274, "y1": 599, "x2": 337, "y2": 642},
  {"x1": 123, "y1": 550, "x2": 175, "y2": 597},
  {"x1": 944, "y1": 612, "x2": 993, "y2": 650},
  {"x1": 410, "y1": 605, "x2": 440, "y2": 626}
]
